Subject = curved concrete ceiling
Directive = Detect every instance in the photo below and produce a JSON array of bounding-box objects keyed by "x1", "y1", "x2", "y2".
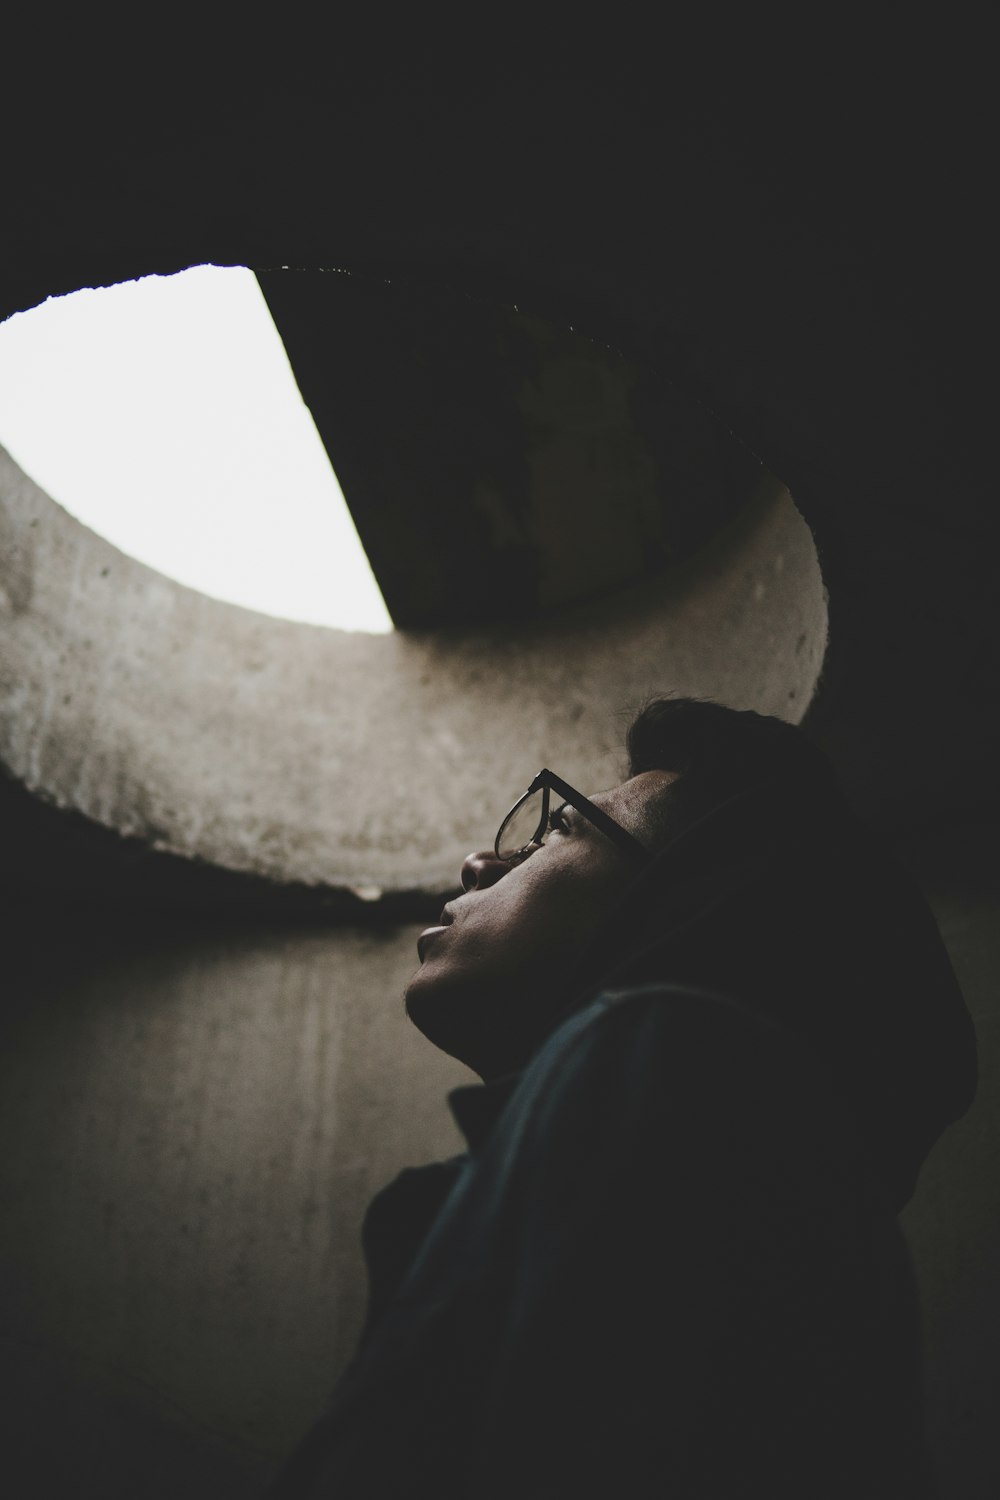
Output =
[
  {"x1": 1, "y1": 447, "x2": 825, "y2": 897},
  {"x1": 1, "y1": 24, "x2": 995, "y2": 846}
]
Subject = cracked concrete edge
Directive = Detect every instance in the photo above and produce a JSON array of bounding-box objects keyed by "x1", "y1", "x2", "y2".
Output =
[{"x1": 1, "y1": 448, "x2": 827, "y2": 902}]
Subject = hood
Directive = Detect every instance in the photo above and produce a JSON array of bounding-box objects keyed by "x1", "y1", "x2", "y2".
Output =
[{"x1": 566, "y1": 761, "x2": 977, "y2": 1213}]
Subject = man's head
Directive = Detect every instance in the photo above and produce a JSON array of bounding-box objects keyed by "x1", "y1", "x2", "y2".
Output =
[{"x1": 404, "y1": 697, "x2": 826, "y2": 1080}]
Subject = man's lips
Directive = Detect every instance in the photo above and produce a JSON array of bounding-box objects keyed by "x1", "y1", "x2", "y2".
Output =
[
  {"x1": 417, "y1": 906, "x2": 455, "y2": 963},
  {"x1": 417, "y1": 926, "x2": 447, "y2": 962}
]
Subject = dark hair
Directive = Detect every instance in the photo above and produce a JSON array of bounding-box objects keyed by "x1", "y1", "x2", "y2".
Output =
[{"x1": 625, "y1": 696, "x2": 835, "y2": 847}]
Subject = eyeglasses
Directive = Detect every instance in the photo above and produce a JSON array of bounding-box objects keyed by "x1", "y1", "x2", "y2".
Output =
[{"x1": 495, "y1": 767, "x2": 650, "y2": 865}]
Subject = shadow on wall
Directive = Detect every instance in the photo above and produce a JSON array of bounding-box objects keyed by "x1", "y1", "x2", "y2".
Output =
[
  {"x1": 0, "y1": 382, "x2": 831, "y2": 1494},
  {"x1": 0, "y1": 445, "x2": 827, "y2": 899}
]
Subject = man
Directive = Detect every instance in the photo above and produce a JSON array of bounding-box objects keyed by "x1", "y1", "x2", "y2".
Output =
[{"x1": 266, "y1": 698, "x2": 977, "y2": 1498}]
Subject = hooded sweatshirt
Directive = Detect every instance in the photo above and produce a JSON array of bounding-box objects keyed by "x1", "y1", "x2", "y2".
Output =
[{"x1": 265, "y1": 764, "x2": 977, "y2": 1499}]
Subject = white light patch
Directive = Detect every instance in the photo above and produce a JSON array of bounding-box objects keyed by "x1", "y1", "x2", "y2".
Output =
[{"x1": 0, "y1": 265, "x2": 393, "y2": 632}]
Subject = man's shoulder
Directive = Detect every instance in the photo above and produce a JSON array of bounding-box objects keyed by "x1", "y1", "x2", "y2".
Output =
[
  {"x1": 547, "y1": 980, "x2": 809, "y2": 1080},
  {"x1": 511, "y1": 980, "x2": 851, "y2": 1170},
  {"x1": 587, "y1": 980, "x2": 780, "y2": 1032}
]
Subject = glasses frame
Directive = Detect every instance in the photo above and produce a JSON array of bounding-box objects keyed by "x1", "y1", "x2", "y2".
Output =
[{"x1": 495, "y1": 767, "x2": 650, "y2": 866}]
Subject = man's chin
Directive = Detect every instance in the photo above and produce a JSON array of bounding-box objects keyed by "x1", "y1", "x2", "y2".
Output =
[
  {"x1": 404, "y1": 968, "x2": 556, "y2": 1082},
  {"x1": 404, "y1": 969, "x2": 483, "y2": 1072}
]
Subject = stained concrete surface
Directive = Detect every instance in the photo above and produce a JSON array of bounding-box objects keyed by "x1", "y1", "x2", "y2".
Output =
[
  {"x1": 0, "y1": 451, "x2": 826, "y2": 896},
  {"x1": 0, "y1": 911, "x2": 470, "y2": 1496}
]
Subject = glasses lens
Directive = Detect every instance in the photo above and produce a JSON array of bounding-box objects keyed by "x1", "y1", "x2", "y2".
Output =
[{"x1": 497, "y1": 787, "x2": 546, "y2": 859}]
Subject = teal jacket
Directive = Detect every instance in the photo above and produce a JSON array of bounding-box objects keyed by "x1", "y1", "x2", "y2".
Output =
[{"x1": 265, "y1": 983, "x2": 940, "y2": 1498}]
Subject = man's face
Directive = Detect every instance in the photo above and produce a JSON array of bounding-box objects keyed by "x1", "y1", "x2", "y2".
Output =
[{"x1": 404, "y1": 769, "x2": 677, "y2": 1078}]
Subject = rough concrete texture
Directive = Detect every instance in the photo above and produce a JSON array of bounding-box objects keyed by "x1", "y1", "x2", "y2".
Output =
[
  {"x1": 0, "y1": 448, "x2": 826, "y2": 896},
  {"x1": 0, "y1": 913, "x2": 471, "y2": 1494}
]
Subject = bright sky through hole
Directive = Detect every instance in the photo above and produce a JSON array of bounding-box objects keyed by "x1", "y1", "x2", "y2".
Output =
[{"x1": 0, "y1": 265, "x2": 393, "y2": 632}]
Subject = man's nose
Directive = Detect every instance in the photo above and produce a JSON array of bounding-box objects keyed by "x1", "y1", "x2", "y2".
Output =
[{"x1": 460, "y1": 849, "x2": 513, "y2": 891}]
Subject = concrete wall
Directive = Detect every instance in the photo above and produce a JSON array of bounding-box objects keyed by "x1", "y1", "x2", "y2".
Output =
[
  {"x1": 0, "y1": 909, "x2": 470, "y2": 1496},
  {"x1": 0, "y1": 447, "x2": 826, "y2": 895}
]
